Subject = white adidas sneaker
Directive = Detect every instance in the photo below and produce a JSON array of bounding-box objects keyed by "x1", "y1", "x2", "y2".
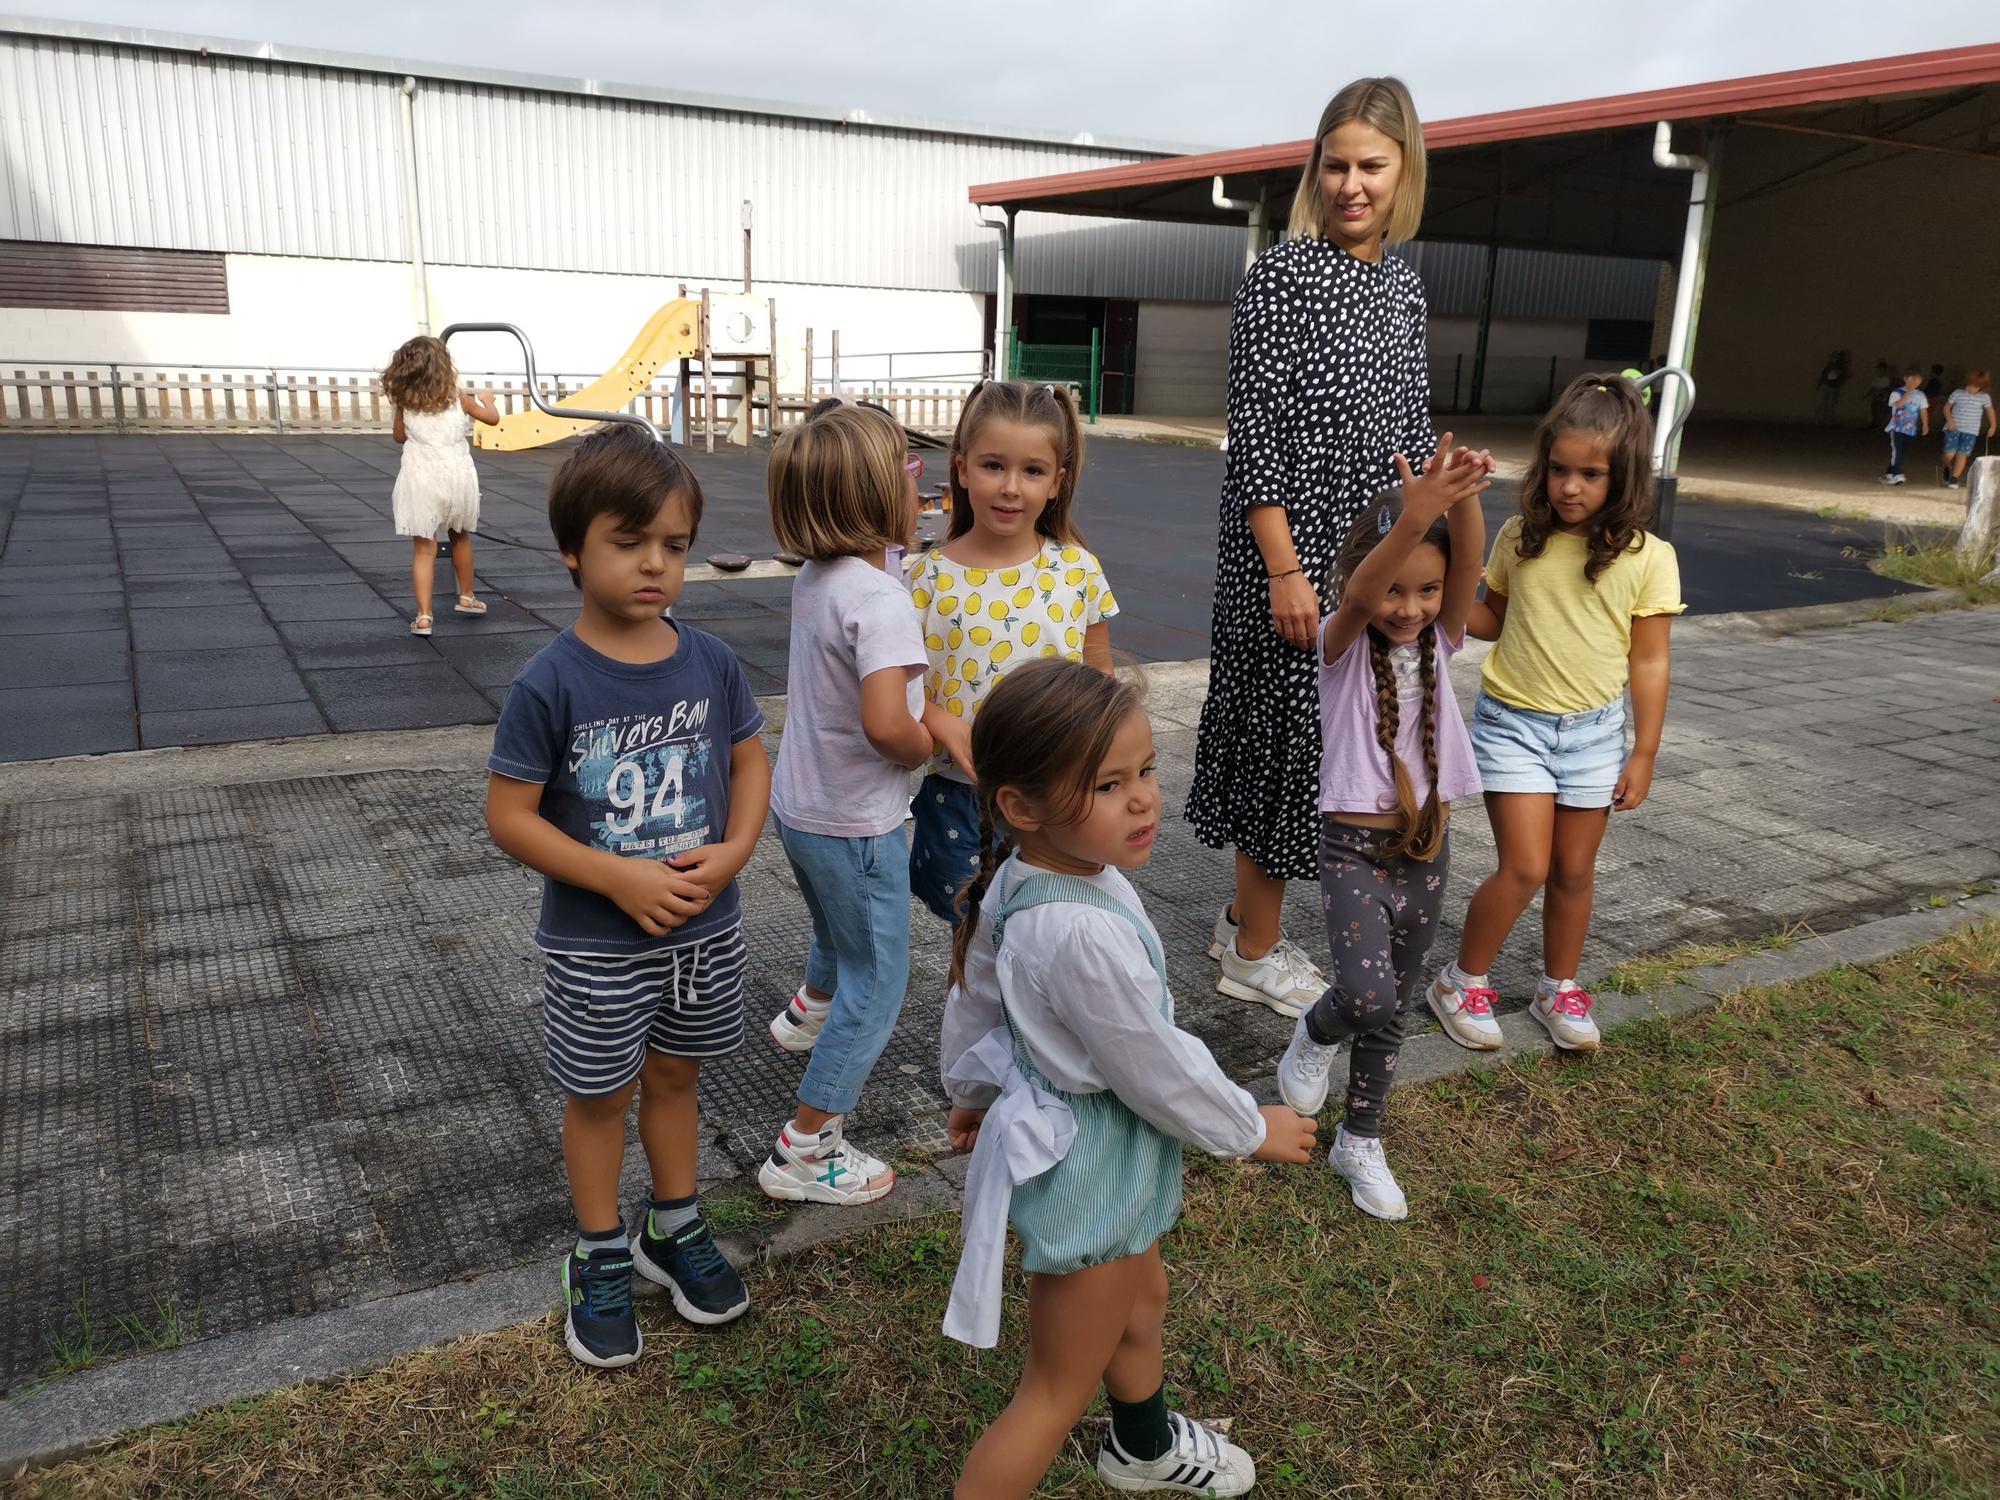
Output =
[{"x1": 1096, "y1": 1410, "x2": 1255, "y2": 1496}]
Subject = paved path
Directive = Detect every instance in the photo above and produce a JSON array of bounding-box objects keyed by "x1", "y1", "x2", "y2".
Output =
[
  {"x1": 3, "y1": 605, "x2": 1997, "y2": 1396},
  {"x1": 0, "y1": 434, "x2": 1921, "y2": 761}
]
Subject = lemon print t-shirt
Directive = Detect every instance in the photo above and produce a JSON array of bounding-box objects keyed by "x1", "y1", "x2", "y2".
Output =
[{"x1": 906, "y1": 538, "x2": 1119, "y2": 781}]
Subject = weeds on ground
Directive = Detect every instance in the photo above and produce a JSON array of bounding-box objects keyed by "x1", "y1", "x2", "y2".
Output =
[
  {"x1": 1856, "y1": 527, "x2": 1998, "y2": 604},
  {"x1": 13, "y1": 926, "x2": 2000, "y2": 1500},
  {"x1": 1602, "y1": 926, "x2": 1801, "y2": 994},
  {"x1": 43, "y1": 1290, "x2": 189, "y2": 1381}
]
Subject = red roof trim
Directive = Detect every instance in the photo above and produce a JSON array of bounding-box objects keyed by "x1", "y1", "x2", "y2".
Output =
[{"x1": 970, "y1": 43, "x2": 2000, "y2": 205}]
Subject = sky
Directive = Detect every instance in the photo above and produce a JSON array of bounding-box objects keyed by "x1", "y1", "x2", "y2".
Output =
[{"x1": 14, "y1": 0, "x2": 2000, "y2": 149}]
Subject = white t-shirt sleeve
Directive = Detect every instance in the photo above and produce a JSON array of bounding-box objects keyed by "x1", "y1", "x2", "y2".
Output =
[
  {"x1": 1038, "y1": 917, "x2": 1266, "y2": 1158},
  {"x1": 849, "y1": 574, "x2": 927, "y2": 682}
]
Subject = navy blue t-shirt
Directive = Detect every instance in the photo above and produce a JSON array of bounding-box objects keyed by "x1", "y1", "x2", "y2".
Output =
[{"x1": 488, "y1": 624, "x2": 764, "y2": 956}]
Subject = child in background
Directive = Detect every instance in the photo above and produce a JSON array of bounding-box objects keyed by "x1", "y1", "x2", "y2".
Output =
[
  {"x1": 1429, "y1": 376, "x2": 1683, "y2": 1055},
  {"x1": 906, "y1": 379, "x2": 1117, "y2": 925},
  {"x1": 1941, "y1": 371, "x2": 1994, "y2": 490},
  {"x1": 1275, "y1": 434, "x2": 1486, "y2": 1220},
  {"x1": 761, "y1": 403, "x2": 931, "y2": 1205},
  {"x1": 940, "y1": 660, "x2": 1317, "y2": 1499},
  {"x1": 1882, "y1": 368, "x2": 1929, "y2": 486},
  {"x1": 381, "y1": 335, "x2": 500, "y2": 635},
  {"x1": 486, "y1": 426, "x2": 771, "y2": 1368}
]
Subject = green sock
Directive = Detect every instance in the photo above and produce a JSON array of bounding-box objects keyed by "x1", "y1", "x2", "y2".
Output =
[{"x1": 1108, "y1": 1385, "x2": 1172, "y2": 1462}]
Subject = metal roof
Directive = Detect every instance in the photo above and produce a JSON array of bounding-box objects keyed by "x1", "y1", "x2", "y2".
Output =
[
  {"x1": 0, "y1": 12, "x2": 1203, "y2": 157},
  {"x1": 967, "y1": 43, "x2": 2000, "y2": 261}
]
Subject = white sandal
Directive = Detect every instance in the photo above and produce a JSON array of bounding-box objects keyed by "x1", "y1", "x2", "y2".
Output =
[
  {"x1": 454, "y1": 595, "x2": 487, "y2": 616},
  {"x1": 410, "y1": 614, "x2": 433, "y2": 636}
]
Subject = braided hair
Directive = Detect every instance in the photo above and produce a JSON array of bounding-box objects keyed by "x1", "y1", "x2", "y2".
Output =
[
  {"x1": 946, "y1": 659, "x2": 1143, "y2": 988},
  {"x1": 1333, "y1": 494, "x2": 1450, "y2": 861}
]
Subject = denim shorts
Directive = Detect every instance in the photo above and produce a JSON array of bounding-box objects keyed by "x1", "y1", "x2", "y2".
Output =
[
  {"x1": 1469, "y1": 691, "x2": 1627, "y2": 809},
  {"x1": 1943, "y1": 428, "x2": 1978, "y2": 457},
  {"x1": 909, "y1": 773, "x2": 989, "y2": 925}
]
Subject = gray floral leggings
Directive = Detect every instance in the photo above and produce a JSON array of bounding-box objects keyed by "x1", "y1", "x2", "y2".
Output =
[{"x1": 1304, "y1": 819, "x2": 1450, "y2": 1139}]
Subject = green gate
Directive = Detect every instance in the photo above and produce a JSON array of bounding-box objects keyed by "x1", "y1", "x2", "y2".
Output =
[{"x1": 1006, "y1": 328, "x2": 1101, "y2": 422}]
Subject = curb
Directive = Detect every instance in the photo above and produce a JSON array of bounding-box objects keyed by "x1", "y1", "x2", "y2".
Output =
[{"x1": 5, "y1": 891, "x2": 1998, "y2": 1477}]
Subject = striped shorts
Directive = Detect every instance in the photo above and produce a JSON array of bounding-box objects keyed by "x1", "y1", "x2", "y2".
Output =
[{"x1": 541, "y1": 923, "x2": 748, "y2": 1096}]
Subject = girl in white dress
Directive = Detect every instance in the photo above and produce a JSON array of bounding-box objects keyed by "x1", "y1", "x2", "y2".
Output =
[{"x1": 382, "y1": 336, "x2": 501, "y2": 636}]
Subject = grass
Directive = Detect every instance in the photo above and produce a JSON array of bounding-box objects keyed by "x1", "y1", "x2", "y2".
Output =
[
  {"x1": 1601, "y1": 927, "x2": 1801, "y2": 995},
  {"x1": 42, "y1": 1290, "x2": 190, "y2": 1381},
  {"x1": 13, "y1": 925, "x2": 2000, "y2": 1499},
  {"x1": 1858, "y1": 530, "x2": 1998, "y2": 606}
]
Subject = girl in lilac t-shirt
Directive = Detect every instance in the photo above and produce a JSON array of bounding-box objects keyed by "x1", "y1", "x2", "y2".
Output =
[{"x1": 1273, "y1": 439, "x2": 1488, "y2": 1223}]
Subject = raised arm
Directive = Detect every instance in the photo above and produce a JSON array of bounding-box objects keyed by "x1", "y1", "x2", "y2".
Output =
[
  {"x1": 1438, "y1": 485, "x2": 1487, "y2": 646},
  {"x1": 461, "y1": 389, "x2": 501, "y2": 426}
]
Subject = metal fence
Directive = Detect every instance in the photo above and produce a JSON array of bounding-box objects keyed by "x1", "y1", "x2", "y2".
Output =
[{"x1": 0, "y1": 360, "x2": 977, "y2": 438}]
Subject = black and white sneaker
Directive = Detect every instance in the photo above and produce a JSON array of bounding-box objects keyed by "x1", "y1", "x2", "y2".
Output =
[
  {"x1": 1096, "y1": 1410, "x2": 1255, "y2": 1495},
  {"x1": 632, "y1": 1212, "x2": 750, "y2": 1326}
]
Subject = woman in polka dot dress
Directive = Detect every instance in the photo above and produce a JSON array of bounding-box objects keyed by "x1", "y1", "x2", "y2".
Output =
[
  {"x1": 1189, "y1": 77, "x2": 1487, "y2": 1017},
  {"x1": 906, "y1": 380, "x2": 1118, "y2": 926}
]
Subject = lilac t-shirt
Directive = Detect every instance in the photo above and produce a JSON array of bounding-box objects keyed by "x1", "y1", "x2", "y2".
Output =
[
  {"x1": 770, "y1": 556, "x2": 926, "y2": 838},
  {"x1": 1318, "y1": 620, "x2": 1481, "y2": 816}
]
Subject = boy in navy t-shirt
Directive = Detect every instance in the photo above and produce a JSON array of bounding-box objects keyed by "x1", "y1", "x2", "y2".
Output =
[{"x1": 487, "y1": 425, "x2": 771, "y2": 1368}]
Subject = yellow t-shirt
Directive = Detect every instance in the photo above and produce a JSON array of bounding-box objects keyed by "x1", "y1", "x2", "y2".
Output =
[
  {"x1": 1481, "y1": 517, "x2": 1684, "y2": 714},
  {"x1": 906, "y1": 539, "x2": 1119, "y2": 780}
]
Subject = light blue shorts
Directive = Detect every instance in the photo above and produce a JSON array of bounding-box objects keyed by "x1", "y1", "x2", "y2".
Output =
[
  {"x1": 1470, "y1": 691, "x2": 1628, "y2": 809},
  {"x1": 1943, "y1": 429, "x2": 1977, "y2": 458}
]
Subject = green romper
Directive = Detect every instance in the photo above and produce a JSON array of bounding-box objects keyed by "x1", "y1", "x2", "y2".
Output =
[{"x1": 992, "y1": 871, "x2": 1185, "y2": 1275}]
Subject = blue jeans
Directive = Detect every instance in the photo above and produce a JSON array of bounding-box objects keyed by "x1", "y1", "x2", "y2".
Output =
[
  {"x1": 777, "y1": 821, "x2": 912, "y2": 1116},
  {"x1": 1470, "y1": 691, "x2": 1627, "y2": 809}
]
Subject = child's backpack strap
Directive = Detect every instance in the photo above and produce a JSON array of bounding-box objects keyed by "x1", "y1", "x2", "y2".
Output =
[{"x1": 991, "y1": 870, "x2": 1168, "y2": 1013}]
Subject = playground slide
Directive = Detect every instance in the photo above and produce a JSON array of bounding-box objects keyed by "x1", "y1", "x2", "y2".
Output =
[{"x1": 472, "y1": 299, "x2": 701, "y2": 452}]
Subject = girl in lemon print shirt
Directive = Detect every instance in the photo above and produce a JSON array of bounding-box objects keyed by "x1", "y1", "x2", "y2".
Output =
[{"x1": 905, "y1": 380, "x2": 1119, "y2": 926}]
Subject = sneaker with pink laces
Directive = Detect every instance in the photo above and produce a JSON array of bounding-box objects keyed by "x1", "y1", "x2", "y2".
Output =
[
  {"x1": 1426, "y1": 972, "x2": 1503, "y2": 1050},
  {"x1": 1531, "y1": 982, "x2": 1601, "y2": 1051}
]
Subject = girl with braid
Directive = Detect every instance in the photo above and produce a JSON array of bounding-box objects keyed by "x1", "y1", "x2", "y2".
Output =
[{"x1": 1275, "y1": 432, "x2": 1486, "y2": 1221}]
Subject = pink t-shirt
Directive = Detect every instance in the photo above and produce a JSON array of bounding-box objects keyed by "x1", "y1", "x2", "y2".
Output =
[{"x1": 1318, "y1": 620, "x2": 1481, "y2": 816}]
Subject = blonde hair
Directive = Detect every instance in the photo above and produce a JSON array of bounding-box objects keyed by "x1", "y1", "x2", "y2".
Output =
[
  {"x1": 768, "y1": 403, "x2": 909, "y2": 562},
  {"x1": 946, "y1": 380, "x2": 1088, "y2": 547},
  {"x1": 1288, "y1": 77, "x2": 1427, "y2": 246},
  {"x1": 381, "y1": 335, "x2": 459, "y2": 414}
]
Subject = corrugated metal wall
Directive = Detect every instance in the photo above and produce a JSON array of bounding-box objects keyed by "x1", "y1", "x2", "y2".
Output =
[
  {"x1": 1397, "y1": 242, "x2": 1659, "y2": 321},
  {"x1": 0, "y1": 30, "x2": 1245, "y2": 300}
]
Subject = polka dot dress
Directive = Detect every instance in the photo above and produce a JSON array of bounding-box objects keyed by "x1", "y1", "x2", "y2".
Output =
[{"x1": 1186, "y1": 236, "x2": 1436, "y2": 882}]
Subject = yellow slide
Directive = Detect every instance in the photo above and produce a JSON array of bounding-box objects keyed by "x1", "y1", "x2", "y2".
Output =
[{"x1": 473, "y1": 300, "x2": 701, "y2": 452}]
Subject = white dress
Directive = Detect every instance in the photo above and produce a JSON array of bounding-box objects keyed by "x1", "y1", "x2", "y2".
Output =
[{"x1": 392, "y1": 405, "x2": 480, "y2": 537}]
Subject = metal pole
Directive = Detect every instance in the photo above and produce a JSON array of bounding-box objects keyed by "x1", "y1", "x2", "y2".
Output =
[
  {"x1": 1652, "y1": 123, "x2": 1722, "y2": 475},
  {"x1": 741, "y1": 199, "x2": 754, "y2": 293},
  {"x1": 996, "y1": 211, "x2": 1016, "y2": 382},
  {"x1": 1468, "y1": 241, "x2": 1499, "y2": 415},
  {"x1": 1089, "y1": 327, "x2": 1101, "y2": 424},
  {"x1": 437, "y1": 322, "x2": 663, "y2": 443},
  {"x1": 397, "y1": 77, "x2": 432, "y2": 334},
  {"x1": 109, "y1": 363, "x2": 125, "y2": 434},
  {"x1": 701, "y1": 288, "x2": 714, "y2": 455},
  {"x1": 830, "y1": 329, "x2": 841, "y2": 397}
]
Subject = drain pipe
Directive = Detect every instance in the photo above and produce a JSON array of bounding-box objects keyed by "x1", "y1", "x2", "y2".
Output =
[
  {"x1": 399, "y1": 76, "x2": 432, "y2": 334},
  {"x1": 974, "y1": 206, "x2": 1015, "y2": 379},
  {"x1": 1651, "y1": 121, "x2": 1719, "y2": 478},
  {"x1": 1212, "y1": 176, "x2": 1265, "y2": 272}
]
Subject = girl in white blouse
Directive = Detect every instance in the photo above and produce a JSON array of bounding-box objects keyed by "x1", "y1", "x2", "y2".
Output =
[{"x1": 939, "y1": 659, "x2": 1317, "y2": 1499}]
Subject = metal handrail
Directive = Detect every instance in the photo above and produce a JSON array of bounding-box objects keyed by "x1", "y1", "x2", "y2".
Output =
[
  {"x1": 438, "y1": 322, "x2": 662, "y2": 444},
  {"x1": 1629, "y1": 363, "x2": 1696, "y2": 467}
]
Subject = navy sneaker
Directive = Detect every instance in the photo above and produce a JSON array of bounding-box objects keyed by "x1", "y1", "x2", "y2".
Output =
[
  {"x1": 633, "y1": 1211, "x2": 751, "y2": 1326},
  {"x1": 561, "y1": 1245, "x2": 642, "y2": 1368}
]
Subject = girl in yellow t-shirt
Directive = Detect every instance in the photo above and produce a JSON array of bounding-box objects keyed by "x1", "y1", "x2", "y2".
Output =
[
  {"x1": 1426, "y1": 375, "x2": 1684, "y2": 1055},
  {"x1": 905, "y1": 380, "x2": 1119, "y2": 925}
]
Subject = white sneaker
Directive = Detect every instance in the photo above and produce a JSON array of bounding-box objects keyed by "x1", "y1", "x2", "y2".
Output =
[
  {"x1": 1276, "y1": 1015, "x2": 1343, "y2": 1115},
  {"x1": 1328, "y1": 1125, "x2": 1408, "y2": 1221},
  {"x1": 1426, "y1": 972, "x2": 1504, "y2": 1050},
  {"x1": 1531, "y1": 983, "x2": 1602, "y2": 1052},
  {"x1": 1216, "y1": 937, "x2": 1324, "y2": 1018},
  {"x1": 1205, "y1": 906, "x2": 1237, "y2": 961},
  {"x1": 757, "y1": 1118, "x2": 896, "y2": 1205},
  {"x1": 1097, "y1": 1410, "x2": 1255, "y2": 1496},
  {"x1": 768, "y1": 986, "x2": 831, "y2": 1052}
]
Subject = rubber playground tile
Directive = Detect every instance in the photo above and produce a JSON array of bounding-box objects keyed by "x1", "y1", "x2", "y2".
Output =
[
  {"x1": 127, "y1": 578, "x2": 259, "y2": 610},
  {"x1": 428, "y1": 628, "x2": 558, "y2": 689},
  {"x1": 0, "y1": 681, "x2": 135, "y2": 760},
  {"x1": 276, "y1": 619, "x2": 443, "y2": 670},
  {"x1": 303, "y1": 661, "x2": 497, "y2": 733},
  {"x1": 254, "y1": 583, "x2": 399, "y2": 623},
  {"x1": 236, "y1": 559, "x2": 362, "y2": 587},
  {"x1": 134, "y1": 646, "x2": 311, "y2": 713},
  {"x1": 120, "y1": 548, "x2": 240, "y2": 578},
  {"x1": 0, "y1": 628, "x2": 128, "y2": 690},
  {"x1": 433, "y1": 597, "x2": 549, "y2": 633},
  {"x1": 0, "y1": 600, "x2": 125, "y2": 637},
  {"x1": 130, "y1": 603, "x2": 282, "y2": 653},
  {"x1": 139, "y1": 701, "x2": 330, "y2": 749}
]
